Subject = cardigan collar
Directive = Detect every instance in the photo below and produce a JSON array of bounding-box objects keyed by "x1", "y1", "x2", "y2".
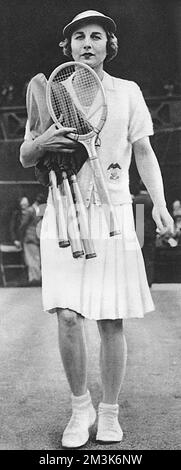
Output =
[{"x1": 102, "y1": 71, "x2": 115, "y2": 90}]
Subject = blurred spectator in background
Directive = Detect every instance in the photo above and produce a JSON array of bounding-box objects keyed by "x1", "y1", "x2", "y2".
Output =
[
  {"x1": 20, "y1": 193, "x2": 45, "y2": 286},
  {"x1": 172, "y1": 200, "x2": 181, "y2": 216},
  {"x1": 0, "y1": 82, "x2": 15, "y2": 105},
  {"x1": 173, "y1": 213, "x2": 181, "y2": 246},
  {"x1": 172, "y1": 200, "x2": 181, "y2": 218},
  {"x1": 10, "y1": 196, "x2": 30, "y2": 249},
  {"x1": 133, "y1": 180, "x2": 156, "y2": 287}
]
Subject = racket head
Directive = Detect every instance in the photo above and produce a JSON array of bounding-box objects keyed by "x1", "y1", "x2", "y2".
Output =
[{"x1": 46, "y1": 61, "x2": 107, "y2": 141}]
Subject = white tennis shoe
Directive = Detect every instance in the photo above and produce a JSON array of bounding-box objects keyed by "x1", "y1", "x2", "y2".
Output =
[
  {"x1": 62, "y1": 393, "x2": 96, "y2": 448},
  {"x1": 96, "y1": 402, "x2": 123, "y2": 443}
]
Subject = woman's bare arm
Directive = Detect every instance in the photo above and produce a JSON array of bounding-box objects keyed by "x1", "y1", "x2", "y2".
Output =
[
  {"x1": 133, "y1": 136, "x2": 174, "y2": 234},
  {"x1": 20, "y1": 124, "x2": 78, "y2": 168}
]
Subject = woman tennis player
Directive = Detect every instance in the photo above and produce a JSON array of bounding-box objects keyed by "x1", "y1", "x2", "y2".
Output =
[{"x1": 20, "y1": 10, "x2": 173, "y2": 448}]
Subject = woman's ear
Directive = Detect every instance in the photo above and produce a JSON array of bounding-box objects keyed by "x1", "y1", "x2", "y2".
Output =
[{"x1": 59, "y1": 38, "x2": 72, "y2": 59}]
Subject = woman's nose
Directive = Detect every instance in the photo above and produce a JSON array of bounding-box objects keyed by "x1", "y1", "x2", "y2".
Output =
[{"x1": 83, "y1": 37, "x2": 91, "y2": 49}]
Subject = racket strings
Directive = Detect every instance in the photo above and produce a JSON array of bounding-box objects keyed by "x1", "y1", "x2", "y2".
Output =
[
  {"x1": 72, "y1": 68, "x2": 99, "y2": 107},
  {"x1": 51, "y1": 80, "x2": 93, "y2": 134},
  {"x1": 49, "y1": 64, "x2": 102, "y2": 136}
]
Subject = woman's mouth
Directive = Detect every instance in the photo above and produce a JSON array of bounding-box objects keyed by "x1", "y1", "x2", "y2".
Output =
[{"x1": 81, "y1": 53, "x2": 94, "y2": 59}]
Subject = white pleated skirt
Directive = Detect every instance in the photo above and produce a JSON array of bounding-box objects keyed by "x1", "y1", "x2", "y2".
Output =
[{"x1": 40, "y1": 190, "x2": 154, "y2": 320}]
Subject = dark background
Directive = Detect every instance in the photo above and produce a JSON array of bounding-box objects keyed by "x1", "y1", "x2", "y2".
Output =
[{"x1": 0, "y1": 0, "x2": 179, "y2": 97}]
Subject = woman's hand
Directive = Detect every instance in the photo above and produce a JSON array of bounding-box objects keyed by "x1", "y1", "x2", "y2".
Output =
[
  {"x1": 152, "y1": 205, "x2": 174, "y2": 236},
  {"x1": 20, "y1": 124, "x2": 79, "y2": 167},
  {"x1": 37, "y1": 124, "x2": 78, "y2": 154}
]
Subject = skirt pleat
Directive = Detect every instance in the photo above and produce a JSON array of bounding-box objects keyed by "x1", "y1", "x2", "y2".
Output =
[{"x1": 40, "y1": 191, "x2": 154, "y2": 319}]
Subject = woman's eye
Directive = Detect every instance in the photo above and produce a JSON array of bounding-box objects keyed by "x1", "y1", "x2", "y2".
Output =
[
  {"x1": 74, "y1": 34, "x2": 101, "y2": 40},
  {"x1": 92, "y1": 35, "x2": 101, "y2": 40}
]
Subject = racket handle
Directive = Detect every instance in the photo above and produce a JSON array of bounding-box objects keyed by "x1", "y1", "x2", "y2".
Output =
[
  {"x1": 49, "y1": 170, "x2": 70, "y2": 247},
  {"x1": 82, "y1": 239, "x2": 96, "y2": 259},
  {"x1": 62, "y1": 171, "x2": 84, "y2": 258},
  {"x1": 70, "y1": 174, "x2": 97, "y2": 259},
  {"x1": 90, "y1": 159, "x2": 121, "y2": 237}
]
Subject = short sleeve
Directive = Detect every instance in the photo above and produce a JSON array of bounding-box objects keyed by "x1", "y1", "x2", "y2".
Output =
[
  {"x1": 128, "y1": 83, "x2": 153, "y2": 144},
  {"x1": 24, "y1": 119, "x2": 34, "y2": 141}
]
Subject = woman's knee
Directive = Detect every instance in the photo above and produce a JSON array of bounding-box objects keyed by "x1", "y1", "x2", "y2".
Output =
[
  {"x1": 97, "y1": 319, "x2": 123, "y2": 337},
  {"x1": 57, "y1": 308, "x2": 83, "y2": 329}
]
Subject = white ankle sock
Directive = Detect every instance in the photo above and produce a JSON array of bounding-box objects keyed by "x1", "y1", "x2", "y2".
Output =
[
  {"x1": 71, "y1": 390, "x2": 91, "y2": 408},
  {"x1": 99, "y1": 402, "x2": 119, "y2": 412}
]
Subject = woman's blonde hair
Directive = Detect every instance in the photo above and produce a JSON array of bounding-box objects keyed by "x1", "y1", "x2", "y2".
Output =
[{"x1": 59, "y1": 31, "x2": 118, "y2": 62}]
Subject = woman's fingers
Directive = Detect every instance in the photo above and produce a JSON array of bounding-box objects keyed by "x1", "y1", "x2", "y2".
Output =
[
  {"x1": 154, "y1": 214, "x2": 165, "y2": 235},
  {"x1": 41, "y1": 146, "x2": 76, "y2": 153},
  {"x1": 37, "y1": 124, "x2": 79, "y2": 153},
  {"x1": 52, "y1": 148, "x2": 75, "y2": 154},
  {"x1": 42, "y1": 139, "x2": 78, "y2": 150},
  {"x1": 54, "y1": 124, "x2": 77, "y2": 134}
]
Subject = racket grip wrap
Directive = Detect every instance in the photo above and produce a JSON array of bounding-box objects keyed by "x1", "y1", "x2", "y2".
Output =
[
  {"x1": 81, "y1": 239, "x2": 97, "y2": 259},
  {"x1": 85, "y1": 252, "x2": 97, "y2": 260},
  {"x1": 110, "y1": 230, "x2": 121, "y2": 237},
  {"x1": 59, "y1": 240, "x2": 70, "y2": 247}
]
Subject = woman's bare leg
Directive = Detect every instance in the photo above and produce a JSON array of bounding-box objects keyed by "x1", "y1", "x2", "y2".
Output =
[
  {"x1": 97, "y1": 319, "x2": 127, "y2": 404},
  {"x1": 57, "y1": 308, "x2": 87, "y2": 396}
]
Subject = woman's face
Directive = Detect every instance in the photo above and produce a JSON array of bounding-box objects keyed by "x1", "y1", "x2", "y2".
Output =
[{"x1": 71, "y1": 23, "x2": 107, "y2": 75}]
